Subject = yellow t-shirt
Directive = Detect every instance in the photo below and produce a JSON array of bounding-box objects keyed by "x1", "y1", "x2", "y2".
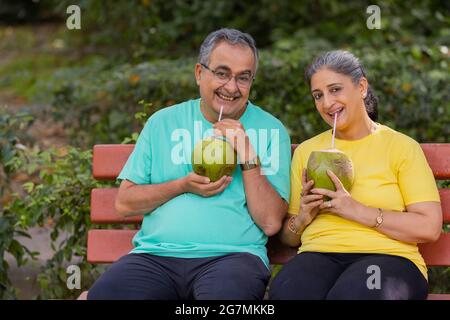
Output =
[{"x1": 289, "y1": 124, "x2": 440, "y2": 279}]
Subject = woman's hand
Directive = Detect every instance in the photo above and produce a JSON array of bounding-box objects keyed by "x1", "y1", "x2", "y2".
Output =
[
  {"x1": 311, "y1": 169, "x2": 362, "y2": 220},
  {"x1": 296, "y1": 169, "x2": 324, "y2": 226}
]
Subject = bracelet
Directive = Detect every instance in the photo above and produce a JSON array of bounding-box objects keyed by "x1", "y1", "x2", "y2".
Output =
[
  {"x1": 374, "y1": 208, "x2": 384, "y2": 228},
  {"x1": 288, "y1": 216, "x2": 302, "y2": 235}
]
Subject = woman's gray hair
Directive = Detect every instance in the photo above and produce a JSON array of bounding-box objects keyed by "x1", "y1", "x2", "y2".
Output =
[
  {"x1": 304, "y1": 50, "x2": 378, "y2": 121},
  {"x1": 198, "y1": 28, "x2": 259, "y2": 74}
]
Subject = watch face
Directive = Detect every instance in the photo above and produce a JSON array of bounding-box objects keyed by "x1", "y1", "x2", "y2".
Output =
[{"x1": 377, "y1": 216, "x2": 383, "y2": 224}]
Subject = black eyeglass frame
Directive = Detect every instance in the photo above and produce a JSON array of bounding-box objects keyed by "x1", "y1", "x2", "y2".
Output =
[{"x1": 200, "y1": 63, "x2": 255, "y2": 88}]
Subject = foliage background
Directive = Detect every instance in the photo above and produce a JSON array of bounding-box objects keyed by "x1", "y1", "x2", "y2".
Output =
[{"x1": 0, "y1": 0, "x2": 449, "y2": 298}]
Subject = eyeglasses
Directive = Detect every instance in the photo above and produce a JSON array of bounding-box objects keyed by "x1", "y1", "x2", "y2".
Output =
[{"x1": 200, "y1": 63, "x2": 254, "y2": 88}]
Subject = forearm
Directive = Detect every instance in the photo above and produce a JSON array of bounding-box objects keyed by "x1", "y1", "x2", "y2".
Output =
[
  {"x1": 242, "y1": 167, "x2": 287, "y2": 236},
  {"x1": 115, "y1": 178, "x2": 185, "y2": 217},
  {"x1": 351, "y1": 204, "x2": 441, "y2": 243}
]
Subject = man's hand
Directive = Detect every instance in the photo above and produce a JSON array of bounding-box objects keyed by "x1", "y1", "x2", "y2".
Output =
[
  {"x1": 181, "y1": 172, "x2": 232, "y2": 197},
  {"x1": 213, "y1": 119, "x2": 256, "y2": 162}
]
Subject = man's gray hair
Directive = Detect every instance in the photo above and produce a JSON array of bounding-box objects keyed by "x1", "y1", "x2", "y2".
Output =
[{"x1": 198, "y1": 28, "x2": 259, "y2": 74}]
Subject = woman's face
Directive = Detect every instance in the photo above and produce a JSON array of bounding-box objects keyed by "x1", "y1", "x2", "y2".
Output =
[{"x1": 310, "y1": 68, "x2": 367, "y2": 132}]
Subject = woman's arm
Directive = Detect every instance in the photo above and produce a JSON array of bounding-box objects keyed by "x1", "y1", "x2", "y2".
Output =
[
  {"x1": 344, "y1": 201, "x2": 442, "y2": 243},
  {"x1": 278, "y1": 169, "x2": 324, "y2": 247},
  {"x1": 312, "y1": 170, "x2": 443, "y2": 244}
]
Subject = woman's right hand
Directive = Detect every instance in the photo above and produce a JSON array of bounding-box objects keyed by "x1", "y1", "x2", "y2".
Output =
[{"x1": 296, "y1": 169, "x2": 324, "y2": 226}]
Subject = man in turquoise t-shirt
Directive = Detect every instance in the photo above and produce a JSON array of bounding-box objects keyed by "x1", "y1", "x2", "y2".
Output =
[{"x1": 88, "y1": 28, "x2": 291, "y2": 300}]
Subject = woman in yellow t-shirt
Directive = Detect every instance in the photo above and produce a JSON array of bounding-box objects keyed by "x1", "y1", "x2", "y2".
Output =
[{"x1": 269, "y1": 50, "x2": 442, "y2": 300}]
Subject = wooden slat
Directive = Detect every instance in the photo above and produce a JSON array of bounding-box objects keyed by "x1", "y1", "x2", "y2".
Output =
[
  {"x1": 76, "y1": 289, "x2": 448, "y2": 300},
  {"x1": 90, "y1": 188, "x2": 142, "y2": 224},
  {"x1": 441, "y1": 189, "x2": 450, "y2": 224},
  {"x1": 87, "y1": 229, "x2": 301, "y2": 265},
  {"x1": 88, "y1": 188, "x2": 449, "y2": 225},
  {"x1": 92, "y1": 144, "x2": 450, "y2": 180},
  {"x1": 421, "y1": 144, "x2": 450, "y2": 180},
  {"x1": 267, "y1": 235, "x2": 298, "y2": 265},
  {"x1": 291, "y1": 144, "x2": 298, "y2": 155},
  {"x1": 418, "y1": 232, "x2": 450, "y2": 266},
  {"x1": 87, "y1": 229, "x2": 136, "y2": 263},
  {"x1": 92, "y1": 144, "x2": 134, "y2": 180},
  {"x1": 427, "y1": 294, "x2": 450, "y2": 300},
  {"x1": 87, "y1": 229, "x2": 450, "y2": 267}
]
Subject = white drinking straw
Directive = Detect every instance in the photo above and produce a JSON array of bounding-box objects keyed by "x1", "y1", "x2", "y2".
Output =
[
  {"x1": 218, "y1": 105, "x2": 224, "y2": 122},
  {"x1": 331, "y1": 112, "x2": 337, "y2": 149}
]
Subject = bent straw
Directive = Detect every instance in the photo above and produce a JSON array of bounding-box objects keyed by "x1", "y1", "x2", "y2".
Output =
[{"x1": 331, "y1": 112, "x2": 337, "y2": 149}]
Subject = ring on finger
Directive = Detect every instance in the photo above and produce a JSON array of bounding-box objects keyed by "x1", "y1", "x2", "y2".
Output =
[{"x1": 326, "y1": 200, "x2": 333, "y2": 208}]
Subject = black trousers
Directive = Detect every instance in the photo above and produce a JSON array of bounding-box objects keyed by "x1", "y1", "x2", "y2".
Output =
[
  {"x1": 269, "y1": 252, "x2": 428, "y2": 300},
  {"x1": 87, "y1": 252, "x2": 271, "y2": 300}
]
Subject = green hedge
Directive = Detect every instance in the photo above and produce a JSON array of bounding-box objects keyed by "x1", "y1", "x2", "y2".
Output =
[
  {"x1": 47, "y1": 0, "x2": 449, "y2": 61},
  {"x1": 35, "y1": 41, "x2": 449, "y2": 148}
]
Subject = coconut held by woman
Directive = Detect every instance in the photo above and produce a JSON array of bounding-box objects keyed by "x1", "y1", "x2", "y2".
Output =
[{"x1": 306, "y1": 113, "x2": 354, "y2": 194}]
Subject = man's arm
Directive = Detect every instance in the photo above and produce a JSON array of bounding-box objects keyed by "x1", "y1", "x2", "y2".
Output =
[
  {"x1": 213, "y1": 119, "x2": 289, "y2": 236},
  {"x1": 115, "y1": 173, "x2": 232, "y2": 217},
  {"x1": 242, "y1": 167, "x2": 288, "y2": 236},
  {"x1": 115, "y1": 179, "x2": 184, "y2": 217}
]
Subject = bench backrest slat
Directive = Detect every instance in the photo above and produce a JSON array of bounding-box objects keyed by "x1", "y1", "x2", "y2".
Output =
[
  {"x1": 91, "y1": 187, "x2": 450, "y2": 224},
  {"x1": 93, "y1": 143, "x2": 450, "y2": 180}
]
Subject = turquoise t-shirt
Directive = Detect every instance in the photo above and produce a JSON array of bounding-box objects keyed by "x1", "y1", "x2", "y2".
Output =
[{"x1": 117, "y1": 98, "x2": 291, "y2": 268}]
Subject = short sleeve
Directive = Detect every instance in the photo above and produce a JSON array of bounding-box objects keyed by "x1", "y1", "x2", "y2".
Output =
[
  {"x1": 260, "y1": 128, "x2": 291, "y2": 203},
  {"x1": 288, "y1": 146, "x2": 303, "y2": 215},
  {"x1": 397, "y1": 141, "x2": 440, "y2": 205},
  {"x1": 117, "y1": 118, "x2": 153, "y2": 185}
]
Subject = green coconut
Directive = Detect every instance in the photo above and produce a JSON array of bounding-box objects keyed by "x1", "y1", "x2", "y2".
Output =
[
  {"x1": 191, "y1": 136, "x2": 237, "y2": 182},
  {"x1": 306, "y1": 149, "x2": 354, "y2": 192}
]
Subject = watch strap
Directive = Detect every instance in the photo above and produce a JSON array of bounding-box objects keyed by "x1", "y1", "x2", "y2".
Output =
[{"x1": 240, "y1": 156, "x2": 261, "y2": 171}]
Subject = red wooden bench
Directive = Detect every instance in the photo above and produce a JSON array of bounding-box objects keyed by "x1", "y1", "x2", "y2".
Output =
[{"x1": 79, "y1": 143, "x2": 450, "y2": 300}]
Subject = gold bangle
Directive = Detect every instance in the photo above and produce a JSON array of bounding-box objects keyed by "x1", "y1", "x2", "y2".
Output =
[{"x1": 288, "y1": 216, "x2": 302, "y2": 235}]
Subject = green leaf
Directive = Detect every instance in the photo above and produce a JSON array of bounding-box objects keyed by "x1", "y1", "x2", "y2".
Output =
[{"x1": 23, "y1": 182, "x2": 34, "y2": 193}]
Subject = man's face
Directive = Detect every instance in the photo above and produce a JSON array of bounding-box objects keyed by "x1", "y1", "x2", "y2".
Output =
[{"x1": 195, "y1": 41, "x2": 255, "y2": 122}]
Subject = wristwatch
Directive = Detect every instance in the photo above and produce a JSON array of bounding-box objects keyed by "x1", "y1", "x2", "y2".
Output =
[
  {"x1": 374, "y1": 208, "x2": 383, "y2": 228},
  {"x1": 240, "y1": 156, "x2": 261, "y2": 171}
]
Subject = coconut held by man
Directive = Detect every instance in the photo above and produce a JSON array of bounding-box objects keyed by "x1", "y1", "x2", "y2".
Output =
[{"x1": 192, "y1": 136, "x2": 238, "y2": 182}]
